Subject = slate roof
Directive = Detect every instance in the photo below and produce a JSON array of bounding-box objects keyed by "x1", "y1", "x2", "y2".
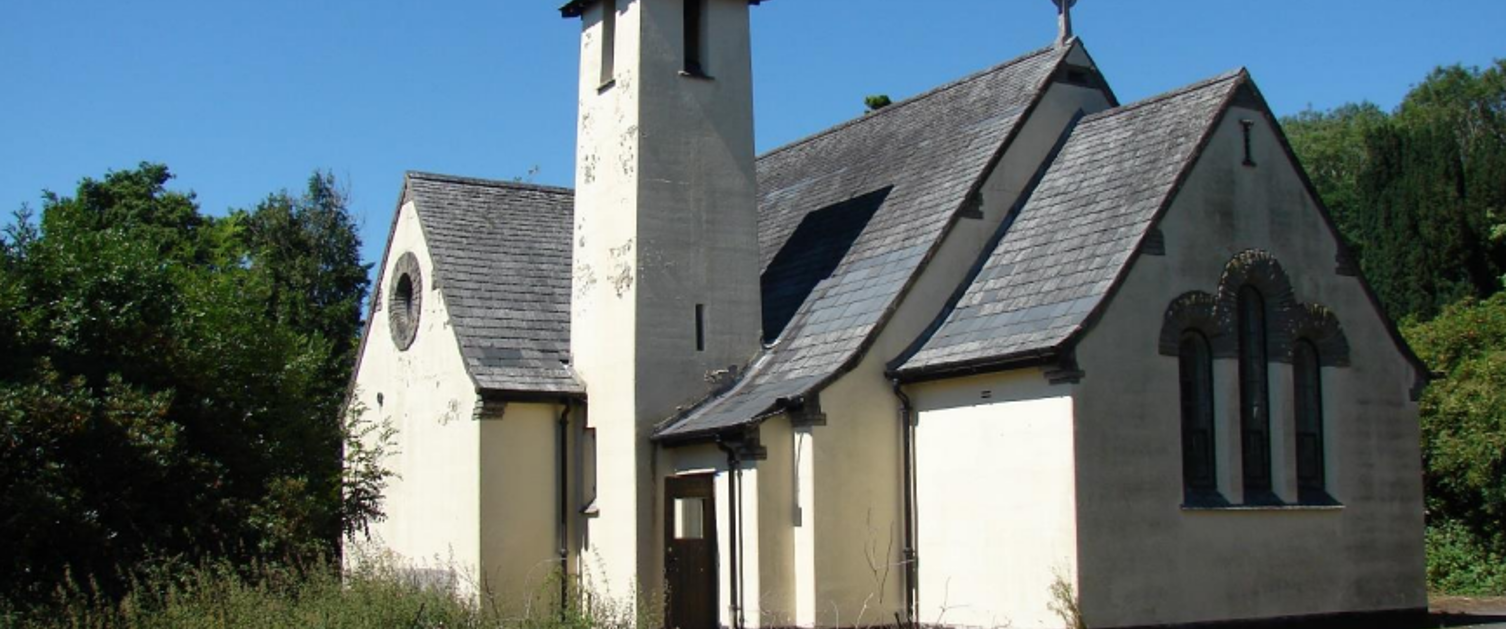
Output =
[
  {"x1": 401, "y1": 172, "x2": 584, "y2": 396},
  {"x1": 654, "y1": 44, "x2": 1077, "y2": 440},
  {"x1": 893, "y1": 70, "x2": 1248, "y2": 379}
]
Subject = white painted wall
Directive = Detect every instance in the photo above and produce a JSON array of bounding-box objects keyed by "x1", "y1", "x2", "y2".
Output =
[
  {"x1": 1071, "y1": 103, "x2": 1427, "y2": 627},
  {"x1": 791, "y1": 67, "x2": 1114, "y2": 628},
  {"x1": 480, "y1": 402, "x2": 566, "y2": 611},
  {"x1": 571, "y1": 0, "x2": 763, "y2": 604},
  {"x1": 348, "y1": 200, "x2": 571, "y2": 607},
  {"x1": 347, "y1": 200, "x2": 483, "y2": 594},
  {"x1": 911, "y1": 370, "x2": 1078, "y2": 629}
]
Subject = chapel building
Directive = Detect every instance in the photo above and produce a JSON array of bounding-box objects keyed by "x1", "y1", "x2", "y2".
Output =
[{"x1": 346, "y1": 2, "x2": 1429, "y2": 627}]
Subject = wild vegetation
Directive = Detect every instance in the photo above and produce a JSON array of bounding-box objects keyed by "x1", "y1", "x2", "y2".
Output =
[
  {"x1": 1284, "y1": 59, "x2": 1506, "y2": 594},
  {"x1": 0, "y1": 556, "x2": 645, "y2": 629},
  {"x1": 0, "y1": 164, "x2": 385, "y2": 610}
]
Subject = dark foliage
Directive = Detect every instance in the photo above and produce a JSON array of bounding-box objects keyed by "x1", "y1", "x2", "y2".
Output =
[
  {"x1": 1285, "y1": 61, "x2": 1506, "y2": 322},
  {"x1": 0, "y1": 164, "x2": 374, "y2": 605}
]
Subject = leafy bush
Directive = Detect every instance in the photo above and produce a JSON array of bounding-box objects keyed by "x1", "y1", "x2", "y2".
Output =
[{"x1": 1405, "y1": 293, "x2": 1506, "y2": 594}]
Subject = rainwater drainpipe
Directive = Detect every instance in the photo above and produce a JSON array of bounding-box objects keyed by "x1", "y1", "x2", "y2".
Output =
[
  {"x1": 891, "y1": 379, "x2": 918, "y2": 626},
  {"x1": 556, "y1": 401, "x2": 571, "y2": 621},
  {"x1": 715, "y1": 437, "x2": 744, "y2": 629}
]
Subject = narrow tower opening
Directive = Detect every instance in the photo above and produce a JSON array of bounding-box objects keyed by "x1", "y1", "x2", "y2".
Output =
[
  {"x1": 599, "y1": 0, "x2": 616, "y2": 86},
  {"x1": 695, "y1": 303, "x2": 707, "y2": 353},
  {"x1": 1241, "y1": 119, "x2": 1257, "y2": 167},
  {"x1": 695, "y1": 304, "x2": 707, "y2": 352},
  {"x1": 684, "y1": 0, "x2": 706, "y2": 76}
]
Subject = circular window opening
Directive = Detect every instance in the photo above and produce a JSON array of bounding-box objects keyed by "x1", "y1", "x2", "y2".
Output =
[
  {"x1": 388, "y1": 252, "x2": 423, "y2": 351},
  {"x1": 395, "y1": 274, "x2": 415, "y2": 321}
]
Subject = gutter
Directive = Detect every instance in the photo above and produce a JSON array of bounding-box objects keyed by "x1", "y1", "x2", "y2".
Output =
[
  {"x1": 891, "y1": 379, "x2": 919, "y2": 626},
  {"x1": 556, "y1": 401, "x2": 572, "y2": 620},
  {"x1": 714, "y1": 437, "x2": 745, "y2": 629}
]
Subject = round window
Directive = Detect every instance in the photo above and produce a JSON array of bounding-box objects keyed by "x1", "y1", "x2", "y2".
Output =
[{"x1": 388, "y1": 252, "x2": 423, "y2": 350}]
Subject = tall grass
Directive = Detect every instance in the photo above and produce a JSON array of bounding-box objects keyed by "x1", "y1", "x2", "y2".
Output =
[{"x1": 0, "y1": 557, "x2": 646, "y2": 629}]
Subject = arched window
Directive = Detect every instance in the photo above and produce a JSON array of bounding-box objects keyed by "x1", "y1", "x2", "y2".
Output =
[
  {"x1": 1293, "y1": 340, "x2": 1327, "y2": 502},
  {"x1": 1179, "y1": 331, "x2": 1218, "y2": 502},
  {"x1": 1238, "y1": 285, "x2": 1275, "y2": 502}
]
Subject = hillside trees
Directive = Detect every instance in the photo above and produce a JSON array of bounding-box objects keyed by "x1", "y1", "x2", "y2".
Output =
[
  {"x1": 1286, "y1": 60, "x2": 1506, "y2": 321},
  {"x1": 1286, "y1": 60, "x2": 1506, "y2": 593},
  {"x1": 0, "y1": 164, "x2": 373, "y2": 604}
]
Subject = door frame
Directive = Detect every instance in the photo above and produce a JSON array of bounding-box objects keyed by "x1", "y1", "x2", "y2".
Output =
[{"x1": 664, "y1": 473, "x2": 718, "y2": 629}]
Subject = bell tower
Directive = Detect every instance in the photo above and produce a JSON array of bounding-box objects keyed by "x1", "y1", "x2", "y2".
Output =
[{"x1": 562, "y1": 0, "x2": 764, "y2": 597}]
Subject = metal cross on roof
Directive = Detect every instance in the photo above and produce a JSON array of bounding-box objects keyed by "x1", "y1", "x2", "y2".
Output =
[{"x1": 1051, "y1": 0, "x2": 1079, "y2": 47}]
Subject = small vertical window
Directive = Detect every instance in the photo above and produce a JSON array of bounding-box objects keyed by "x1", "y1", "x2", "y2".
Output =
[
  {"x1": 1238, "y1": 286, "x2": 1275, "y2": 502},
  {"x1": 1294, "y1": 340, "x2": 1328, "y2": 502},
  {"x1": 599, "y1": 0, "x2": 617, "y2": 86},
  {"x1": 695, "y1": 304, "x2": 706, "y2": 352},
  {"x1": 684, "y1": 0, "x2": 706, "y2": 76},
  {"x1": 1241, "y1": 119, "x2": 1257, "y2": 167},
  {"x1": 1179, "y1": 331, "x2": 1219, "y2": 503}
]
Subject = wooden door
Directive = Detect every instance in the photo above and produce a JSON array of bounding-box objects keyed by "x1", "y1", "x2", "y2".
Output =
[{"x1": 665, "y1": 474, "x2": 717, "y2": 629}]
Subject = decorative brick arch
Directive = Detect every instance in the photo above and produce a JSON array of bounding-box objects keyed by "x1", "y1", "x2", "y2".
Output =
[
  {"x1": 1287, "y1": 303, "x2": 1351, "y2": 367},
  {"x1": 1159, "y1": 249, "x2": 1349, "y2": 367},
  {"x1": 1215, "y1": 249, "x2": 1299, "y2": 362},
  {"x1": 1159, "y1": 291, "x2": 1221, "y2": 357}
]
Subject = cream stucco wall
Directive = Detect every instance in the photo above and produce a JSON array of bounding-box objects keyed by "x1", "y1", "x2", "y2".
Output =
[
  {"x1": 910, "y1": 370, "x2": 1077, "y2": 629},
  {"x1": 1070, "y1": 105, "x2": 1427, "y2": 627},
  {"x1": 572, "y1": 0, "x2": 764, "y2": 604},
  {"x1": 480, "y1": 402, "x2": 567, "y2": 610},
  {"x1": 348, "y1": 200, "x2": 483, "y2": 593},
  {"x1": 349, "y1": 201, "x2": 570, "y2": 605},
  {"x1": 789, "y1": 70, "x2": 1114, "y2": 627}
]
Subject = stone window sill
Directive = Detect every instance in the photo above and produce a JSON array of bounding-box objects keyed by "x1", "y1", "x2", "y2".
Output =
[{"x1": 1181, "y1": 503, "x2": 1345, "y2": 513}]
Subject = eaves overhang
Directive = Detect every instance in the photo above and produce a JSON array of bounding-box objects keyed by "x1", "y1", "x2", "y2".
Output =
[
  {"x1": 889, "y1": 347, "x2": 1063, "y2": 385},
  {"x1": 561, "y1": 0, "x2": 764, "y2": 18}
]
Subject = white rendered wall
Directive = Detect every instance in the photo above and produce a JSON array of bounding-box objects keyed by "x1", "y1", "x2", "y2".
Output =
[
  {"x1": 480, "y1": 402, "x2": 566, "y2": 610},
  {"x1": 1070, "y1": 105, "x2": 1427, "y2": 627},
  {"x1": 570, "y1": 0, "x2": 763, "y2": 603},
  {"x1": 793, "y1": 69, "x2": 1113, "y2": 628},
  {"x1": 347, "y1": 200, "x2": 482, "y2": 593},
  {"x1": 911, "y1": 370, "x2": 1077, "y2": 629}
]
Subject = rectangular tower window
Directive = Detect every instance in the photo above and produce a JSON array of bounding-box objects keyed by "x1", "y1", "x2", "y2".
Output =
[
  {"x1": 684, "y1": 0, "x2": 706, "y2": 76},
  {"x1": 695, "y1": 304, "x2": 706, "y2": 352},
  {"x1": 1241, "y1": 119, "x2": 1257, "y2": 167},
  {"x1": 599, "y1": 0, "x2": 616, "y2": 87}
]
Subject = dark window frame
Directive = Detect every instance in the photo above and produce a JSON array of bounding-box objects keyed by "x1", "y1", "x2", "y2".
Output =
[
  {"x1": 1238, "y1": 285, "x2": 1279, "y2": 504},
  {"x1": 1293, "y1": 339, "x2": 1333, "y2": 504},
  {"x1": 1179, "y1": 330, "x2": 1223, "y2": 505}
]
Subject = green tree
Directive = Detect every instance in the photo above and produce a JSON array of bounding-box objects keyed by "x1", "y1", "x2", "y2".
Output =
[
  {"x1": 0, "y1": 164, "x2": 373, "y2": 604},
  {"x1": 1405, "y1": 294, "x2": 1506, "y2": 593},
  {"x1": 1285, "y1": 60, "x2": 1506, "y2": 320}
]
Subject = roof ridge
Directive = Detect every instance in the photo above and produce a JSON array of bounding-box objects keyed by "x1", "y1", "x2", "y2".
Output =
[
  {"x1": 406, "y1": 171, "x2": 575, "y2": 195},
  {"x1": 1082, "y1": 68, "x2": 1246, "y2": 123},
  {"x1": 757, "y1": 43, "x2": 1065, "y2": 160}
]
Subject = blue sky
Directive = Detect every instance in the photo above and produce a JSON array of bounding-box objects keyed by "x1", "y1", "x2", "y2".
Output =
[{"x1": 2, "y1": 1, "x2": 1503, "y2": 270}]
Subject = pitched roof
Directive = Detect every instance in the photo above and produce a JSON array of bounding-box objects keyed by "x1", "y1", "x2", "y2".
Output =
[
  {"x1": 654, "y1": 44, "x2": 1077, "y2": 440},
  {"x1": 402, "y1": 172, "x2": 584, "y2": 396},
  {"x1": 893, "y1": 70, "x2": 1248, "y2": 379}
]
